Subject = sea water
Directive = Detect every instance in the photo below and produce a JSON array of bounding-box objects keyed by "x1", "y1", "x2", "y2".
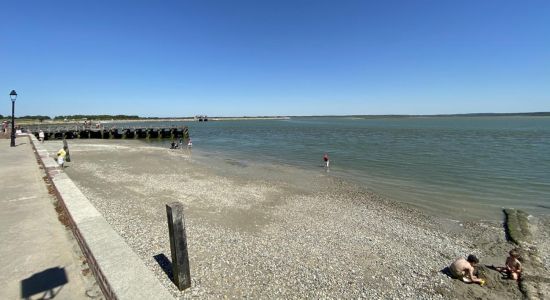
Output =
[{"x1": 118, "y1": 116, "x2": 550, "y2": 220}]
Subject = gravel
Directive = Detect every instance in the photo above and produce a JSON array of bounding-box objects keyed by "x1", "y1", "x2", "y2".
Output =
[{"x1": 41, "y1": 139, "x2": 541, "y2": 299}]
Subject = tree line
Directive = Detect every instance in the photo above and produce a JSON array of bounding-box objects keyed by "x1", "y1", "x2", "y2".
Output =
[
  {"x1": 1, "y1": 114, "x2": 142, "y2": 121},
  {"x1": 53, "y1": 115, "x2": 140, "y2": 120}
]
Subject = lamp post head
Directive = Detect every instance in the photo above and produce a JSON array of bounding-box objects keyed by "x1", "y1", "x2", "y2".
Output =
[{"x1": 10, "y1": 90, "x2": 17, "y2": 102}]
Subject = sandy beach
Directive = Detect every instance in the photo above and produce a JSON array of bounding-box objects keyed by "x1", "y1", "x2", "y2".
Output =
[{"x1": 41, "y1": 139, "x2": 548, "y2": 299}]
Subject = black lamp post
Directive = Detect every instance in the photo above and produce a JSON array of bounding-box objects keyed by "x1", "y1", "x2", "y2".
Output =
[{"x1": 10, "y1": 90, "x2": 17, "y2": 147}]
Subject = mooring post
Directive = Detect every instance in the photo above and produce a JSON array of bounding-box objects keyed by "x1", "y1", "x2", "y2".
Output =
[
  {"x1": 183, "y1": 127, "x2": 189, "y2": 140},
  {"x1": 166, "y1": 202, "x2": 191, "y2": 290},
  {"x1": 63, "y1": 139, "x2": 71, "y2": 162}
]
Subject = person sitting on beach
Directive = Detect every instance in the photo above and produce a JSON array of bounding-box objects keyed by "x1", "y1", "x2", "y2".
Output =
[
  {"x1": 323, "y1": 153, "x2": 330, "y2": 168},
  {"x1": 495, "y1": 248, "x2": 522, "y2": 280},
  {"x1": 449, "y1": 255, "x2": 484, "y2": 285},
  {"x1": 170, "y1": 141, "x2": 178, "y2": 149}
]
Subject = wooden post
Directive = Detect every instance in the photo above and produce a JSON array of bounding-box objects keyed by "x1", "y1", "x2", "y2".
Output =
[
  {"x1": 183, "y1": 127, "x2": 189, "y2": 140},
  {"x1": 166, "y1": 202, "x2": 191, "y2": 290},
  {"x1": 63, "y1": 139, "x2": 71, "y2": 162}
]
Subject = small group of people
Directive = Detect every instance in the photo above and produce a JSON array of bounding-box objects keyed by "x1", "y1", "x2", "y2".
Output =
[
  {"x1": 449, "y1": 248, "x2": 522, "y2": 286},
  {"x1": 170, "y1": 138, "x2": 192, "y2": 150},
  {"x1": 170, "y1": 141, "x2": 179, "y2": 149}
]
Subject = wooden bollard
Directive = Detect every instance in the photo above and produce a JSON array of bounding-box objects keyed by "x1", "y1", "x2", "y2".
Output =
[
  {"x1": 166, "y1": 202, "x2": 191, "y2": 290},
  {"x1": 63, "y1": 139, "x2": 71, "y2": 162}
]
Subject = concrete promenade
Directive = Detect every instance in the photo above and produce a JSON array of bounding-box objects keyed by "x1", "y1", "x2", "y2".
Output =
[
  {"x1": 0, "y1": 137, "x2": 91, "y2": 299},
  {"x1": 27, "y1": 135, "x2": 175, "y2": 300}
]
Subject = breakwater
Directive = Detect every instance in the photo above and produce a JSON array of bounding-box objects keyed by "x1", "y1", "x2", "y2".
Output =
[{"x1": 25, "y1": 124, "x2": 189, "y2": 140}]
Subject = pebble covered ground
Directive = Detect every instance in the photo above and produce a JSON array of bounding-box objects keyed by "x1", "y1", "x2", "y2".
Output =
[{"x1": 43, "y1": 139, "x2": 547, "y2": 299}]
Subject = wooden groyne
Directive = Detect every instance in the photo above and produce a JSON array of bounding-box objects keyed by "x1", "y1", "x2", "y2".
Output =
[{"x1": 24, "y1": 124, "x2": 189, "y2": 141}]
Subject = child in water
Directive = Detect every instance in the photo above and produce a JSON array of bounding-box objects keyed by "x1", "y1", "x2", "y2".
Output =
[{"x1": 323, "y1": 153, "x2": 329, "y2": 168}]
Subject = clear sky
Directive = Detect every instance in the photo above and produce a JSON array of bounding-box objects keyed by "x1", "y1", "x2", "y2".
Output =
[{"x1": 2, "y1": 0, "x2": 549, "y2": 117}]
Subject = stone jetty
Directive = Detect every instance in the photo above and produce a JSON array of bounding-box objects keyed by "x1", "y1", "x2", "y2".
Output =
[{"x1": 24, "y1": 124, "x2": 189, "y2": 141}]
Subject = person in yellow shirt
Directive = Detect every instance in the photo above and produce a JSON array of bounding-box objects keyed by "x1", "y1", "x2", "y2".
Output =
[{"x1": 57, "y1": 148, "x2": 66, "y2": 168}]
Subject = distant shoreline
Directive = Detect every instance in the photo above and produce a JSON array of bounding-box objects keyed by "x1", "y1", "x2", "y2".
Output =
[
  {"x1": 12, "y1": 112, "x2": 549, "y2": 125},
  {"x1": 17, "y1": 116, "x2": 290, "y2": 125},
  {"x1": 301, "y1": 112, "x2": 550, "y2": 118},
  {"x1": 101, "y1": 116, "x2": 291, "y2": 123}
]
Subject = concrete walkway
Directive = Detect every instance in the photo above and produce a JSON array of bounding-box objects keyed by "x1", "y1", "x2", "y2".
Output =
[{"x1": 0, "y1": 137, "x2": 91, "y2": 299}]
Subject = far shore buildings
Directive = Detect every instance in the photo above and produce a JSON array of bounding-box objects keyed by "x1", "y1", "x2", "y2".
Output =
[{"x1": 195, "y1": 115, "x2": 208, "y2": 122}]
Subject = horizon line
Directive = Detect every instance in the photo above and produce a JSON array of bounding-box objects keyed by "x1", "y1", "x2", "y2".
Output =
[{"x1": 8, "y1": 111, "x2": 550, "y2": 119}]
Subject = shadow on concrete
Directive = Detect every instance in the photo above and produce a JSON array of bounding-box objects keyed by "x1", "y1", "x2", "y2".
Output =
[
  {"x1": 153, "y1": 253, "x2": 174, "y2": 281},
  {"x1": 20, "y1": 266, "x2": 68, "y2": 299},
  {"x1": 6, "y1": 142, "x2": 27, "y2": 147}
]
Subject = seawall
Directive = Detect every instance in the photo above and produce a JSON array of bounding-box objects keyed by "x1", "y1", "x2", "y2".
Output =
[{"x1": 28, "y1": 134, "x2": 174, "y2": 300}]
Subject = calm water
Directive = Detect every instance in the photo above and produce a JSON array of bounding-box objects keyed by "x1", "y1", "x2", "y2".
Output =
[{"x1": 118, "y1": 117, "x2": 550, "y2": 220}]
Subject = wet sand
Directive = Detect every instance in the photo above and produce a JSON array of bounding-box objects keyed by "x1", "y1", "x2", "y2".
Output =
[{"x1": 42, "y1": 139, "x2": 548, "y2": 299}]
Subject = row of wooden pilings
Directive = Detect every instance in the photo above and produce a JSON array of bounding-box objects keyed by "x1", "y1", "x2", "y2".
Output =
[{"x1": 28, "y1": 127, "x2": 189, "y2": 141}]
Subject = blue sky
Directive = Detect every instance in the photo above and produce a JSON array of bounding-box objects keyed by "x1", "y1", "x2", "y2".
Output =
[{"x1": 2, "y1": 0, "x2": 549, "y2": 117}]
